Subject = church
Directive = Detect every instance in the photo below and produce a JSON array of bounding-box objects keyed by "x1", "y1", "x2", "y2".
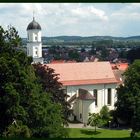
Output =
[{"x1": 26, "y1": 17, "x2": 120, "y2": 123}]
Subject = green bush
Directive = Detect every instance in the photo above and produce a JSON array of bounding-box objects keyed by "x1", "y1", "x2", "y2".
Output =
[
  {"x1": 99, "y1": 105, "x2": 112, "y2": 127},
  {"x1": 131, "y1": 131, "x2": 140, "y2": 138},
  {"x1": 3, "y1": 121, "x2": 31, "y2": 138}
]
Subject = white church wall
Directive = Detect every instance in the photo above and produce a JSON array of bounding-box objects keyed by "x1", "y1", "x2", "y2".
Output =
[
  {"x1": 82, "y1": 100, "x2": 94, "y2": 123},
  {"x1": 66, "y1": 83, "x2": 117, "y2": 122}
]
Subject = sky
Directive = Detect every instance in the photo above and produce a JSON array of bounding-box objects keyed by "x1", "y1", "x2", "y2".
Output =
[{"x1": 1, "y1": 3, "x2": 140, "y2": 38}]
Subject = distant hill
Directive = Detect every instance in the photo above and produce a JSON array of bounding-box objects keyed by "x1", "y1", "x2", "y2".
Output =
[
  {"x1": 125, "y1": 36, "x2": 140, "y2": 41},
  {"x1": 22, "y1": 35, "x2": 140, "y2": 45}
]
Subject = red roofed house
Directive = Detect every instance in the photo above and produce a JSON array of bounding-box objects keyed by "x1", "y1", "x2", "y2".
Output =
[{"x1": 47, "y1": 62, "x2": 119, "y2": 123}]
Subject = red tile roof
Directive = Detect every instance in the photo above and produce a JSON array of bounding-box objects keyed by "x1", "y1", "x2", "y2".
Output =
[
  {"x1": 46, "y1": 62, "x2": 118, "y2": 86},
  {"x1": 113, "y1": 70, "x2": 125, "y2": 84},
  {"x1": 111, "y1": 63, "x2": 128, "y2": 71},
  {"x1": 50, "y1": 60, "x2": 77, "y2": 64}
]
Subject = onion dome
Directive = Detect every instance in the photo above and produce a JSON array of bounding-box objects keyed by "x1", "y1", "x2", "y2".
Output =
[{"x1": 27, "y1": 17, "x2": 41, "y2": 30}]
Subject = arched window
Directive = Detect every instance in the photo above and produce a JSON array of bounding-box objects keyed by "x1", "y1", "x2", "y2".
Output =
[
  {"x1": 107, "y1": 88, "x2": 112, "y2": 105},
  {"x1": 35, "y1": 36, "x2": 37, "y2": 41},
  {"x1": 93, "y1": 89, "x2": 98, "y2": 106},
  {"x1": 34, "y1": 47, "x2": 38, "y2": 57}
]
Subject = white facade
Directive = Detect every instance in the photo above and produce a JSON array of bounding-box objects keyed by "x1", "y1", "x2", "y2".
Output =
[
  {"x1": 67, "y1": 83, "x2": 117, "y2": 123},
  {"x1": 27, "y1": 29, "x2": 42, "y2": 58},
  {"x1": 27, "y1": 19, "x2": 43, "y2": 64}
]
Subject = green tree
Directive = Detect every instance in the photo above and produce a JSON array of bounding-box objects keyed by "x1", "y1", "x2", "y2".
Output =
[
  {"x1": 68, "y1": 49, "x2": 80, "y2": 61},
  {"x1": 100, "y1": 105, "x2": 112, "y2": 126},
  {"x1": 0, "y1": 26, "x2": 67, "y2": 138},
  {"x1": 87, "y1": 113, "x2": 101, "y2": 132},
  {"x1": 115, "y1": 60, "x2": 140, "y2": 137},
  {"x1": 33, "y1": 64, "x2": 71, "y2": 125}
]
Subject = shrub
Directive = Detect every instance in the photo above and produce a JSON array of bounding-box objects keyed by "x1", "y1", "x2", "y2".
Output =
[
  {"x1": 99, "y1": 105, "x2": 112, "y2": 127},
  {"x1": 3, "y1": 121, "x2": 31, "y2": 138}
]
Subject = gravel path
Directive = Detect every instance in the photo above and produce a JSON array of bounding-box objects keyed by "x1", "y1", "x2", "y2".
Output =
[
  {"x1": 66, "y1": 123, "x2": 94, "y2": 129},
  {"x1": 66, "y1": 123, "x2": 131, "y2": 131}
]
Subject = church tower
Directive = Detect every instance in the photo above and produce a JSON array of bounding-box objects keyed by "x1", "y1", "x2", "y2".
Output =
[{"x1": 26, "y1": 17, "x2": 43, "y2": 64}]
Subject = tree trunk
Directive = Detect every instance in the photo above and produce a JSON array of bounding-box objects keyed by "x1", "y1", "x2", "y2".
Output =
[{"x1": 95, "y1": 125, "x2": 96, "y2": 132}]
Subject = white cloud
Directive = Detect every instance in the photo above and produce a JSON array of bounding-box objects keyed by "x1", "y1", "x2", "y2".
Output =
[{"x1": 0, "y1": 3, "x2": 140, "y2": 37}]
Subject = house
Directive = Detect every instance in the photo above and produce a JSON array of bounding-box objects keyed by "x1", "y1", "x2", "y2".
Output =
[{"x1": 47, "y1": 62, "x2": 119, "y2": 123}]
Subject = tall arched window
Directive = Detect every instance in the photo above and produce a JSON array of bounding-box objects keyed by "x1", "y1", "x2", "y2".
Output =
[
  {"x1": 93, "y1": 89, "x2": 98, "y2": 106},
  {"x1": 107, "y1": 88, "x2": 112, "y2": 105}
]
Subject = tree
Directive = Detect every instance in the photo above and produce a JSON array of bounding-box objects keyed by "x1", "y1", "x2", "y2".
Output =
[
  {"x1": 127, "y1": 48, "x2": 140, "y2": 63},
  {"x1": 68, "y1": 49, "x2": 80, "y2": 61},
  {"x1": 0, "y1": 26, "x2": 67, "y2": 138},
  {"x1": 87, "y1": 113, "x2": 101, "y2": 132},
  {"x1": 33, "y1": 64, "x2": 71, "y2": 125},
  {"x1": 100, "y1": 105, "x2": 112, "y2": 126},
  {"x1": 115, "y1": 60, "x2": 140, "y2": 137}
]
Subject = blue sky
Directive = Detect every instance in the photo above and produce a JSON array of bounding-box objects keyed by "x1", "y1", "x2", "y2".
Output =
[{"x1": 0, "y1": 3, "x2": 140, "y2": 37}]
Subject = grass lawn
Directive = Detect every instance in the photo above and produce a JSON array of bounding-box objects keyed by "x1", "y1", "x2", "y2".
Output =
[
  {"x1": 66, "y1": 128, "x2": 131, "y2": 138},
  {"x1": 0, "y1": 128, "x2": 131, "y2": 139}
]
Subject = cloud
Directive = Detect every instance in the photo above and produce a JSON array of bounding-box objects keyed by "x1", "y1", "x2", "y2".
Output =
[
  {"x1": 0, "y1": 3, "x2": 140, "y2": 37},
  {"x1": 71, "y1": 6, "x2": 108, "y2": 21}
]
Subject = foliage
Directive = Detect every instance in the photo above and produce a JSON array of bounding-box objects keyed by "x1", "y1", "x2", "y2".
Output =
[
  {"x1": 0, "y1": 26, "x2": 67, "y2": 138},
  {"x1": 33, "y1": 64, "x2": 71, "y2": 125},
  {"x1": 115, "y1": 60, "x2": 140, "y2": 136},
  {"x1": 131, "y1": 131, "x2": 140, "y2": 138},
  {"x1": 88, "y1": 106, "x2": 112, "y2": 130},
  {"x1": 68, "y1": 49, "x2": 80, "y2": 61},
  {"x1": 3, "y1": 121, "x2": 31, "y2": 138},
  {"x1": 100, "y1": 105, "x2": 112, "y2": 126},
  {"x1": 127, "y1": 48, "x2": 140, "y2": 63},
  {"x1": 87, "y1": 113, "x2": 101, "y2": 132}
]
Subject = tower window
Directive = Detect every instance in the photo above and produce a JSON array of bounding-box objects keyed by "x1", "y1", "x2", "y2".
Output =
[
  {"x1": 35, "y1": 50, "x2": 37, "y2": 55},
  {"x1": 35, "y1": 36, "x2": 37, "y2": 41},
  {"x1": 107, "y1": 88, "x2": 111, "y2": 105},
  {"x1": 94, "y1": 89, "x2": 98, "y2": 106}
]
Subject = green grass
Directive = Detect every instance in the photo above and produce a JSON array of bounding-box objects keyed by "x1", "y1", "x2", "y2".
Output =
[
  {"x1": 66, "y1": 128, "x2": 131, "y2": 138},
  {"x1": 0, "y1": 128, "x2": 131, "y2": 139}
]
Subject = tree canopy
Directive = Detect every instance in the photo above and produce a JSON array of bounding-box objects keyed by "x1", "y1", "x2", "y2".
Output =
[
  {"x1": 33, "y1": 64, "x2": 71, "y2": 124},
  {"x1": 115, "y1": 60, "x2": 140, "y2": 136},
  {"x1": 0, "y1": 26, "x2": 67, "y2": 138}
]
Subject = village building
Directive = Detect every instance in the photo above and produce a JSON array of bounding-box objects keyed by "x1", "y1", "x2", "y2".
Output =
[{"x1": 47, "y1": 62, "x2": 119, "y2": 123}]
